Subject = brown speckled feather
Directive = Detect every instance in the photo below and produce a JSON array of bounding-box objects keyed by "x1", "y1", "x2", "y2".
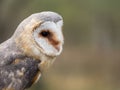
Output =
[{"x1": 0, "y1": 57, "x2": 40, "y2": 90}]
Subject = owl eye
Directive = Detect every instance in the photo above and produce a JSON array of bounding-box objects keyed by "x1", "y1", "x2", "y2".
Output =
[{"x1": 40, "y1": 30, "x2": 50, "y2": 37}]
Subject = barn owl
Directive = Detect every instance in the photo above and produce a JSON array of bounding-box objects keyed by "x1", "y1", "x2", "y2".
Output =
[{"x1": 0, "y1": 11, "x2": 64, "y2": 90}]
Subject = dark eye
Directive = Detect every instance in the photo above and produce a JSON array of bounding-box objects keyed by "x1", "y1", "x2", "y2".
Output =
[{"x1": 40, "y1": 31, "x2": 50, "y2": 37}]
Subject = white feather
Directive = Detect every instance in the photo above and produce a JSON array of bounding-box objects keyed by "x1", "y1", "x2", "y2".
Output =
[{"x1": 33, "y1": 21, "x2": 63, "y2": 57}]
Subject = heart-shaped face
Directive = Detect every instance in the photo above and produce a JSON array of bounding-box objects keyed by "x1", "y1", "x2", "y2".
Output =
[{"x1": 33, "y1": 20, "x2": 64, "y2": 57}]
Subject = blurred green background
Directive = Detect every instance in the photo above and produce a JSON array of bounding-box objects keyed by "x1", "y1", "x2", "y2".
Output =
[{"x1": 0, "y1": 0, "x2": 120, "y2": 90}]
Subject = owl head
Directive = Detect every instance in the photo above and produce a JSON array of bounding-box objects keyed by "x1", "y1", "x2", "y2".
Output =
[{"x1": 13, "y1": 11, "x2": 64, "y2": 61}]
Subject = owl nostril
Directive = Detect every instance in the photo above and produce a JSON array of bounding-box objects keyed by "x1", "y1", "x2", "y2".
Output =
[{"x1": 54, "y1": 40, "x2": 60, "y2": 45}]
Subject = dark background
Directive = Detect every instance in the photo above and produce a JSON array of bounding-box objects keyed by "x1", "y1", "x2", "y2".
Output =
[{"x1": 0, "y1": 0, "x2": 120, "y2": 90}]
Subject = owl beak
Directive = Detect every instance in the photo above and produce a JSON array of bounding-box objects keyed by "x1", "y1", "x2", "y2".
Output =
[{"x1": 54, "y1": 45, "x2": 60, "y2": 52}]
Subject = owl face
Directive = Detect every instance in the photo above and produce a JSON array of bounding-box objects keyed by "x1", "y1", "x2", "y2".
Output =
[
  {"x1": 14, "y1": 11, "x2": 64, "y2": 60},
  {"x1": 33, "y1": 20, "x2": 63, "y2": 57}
]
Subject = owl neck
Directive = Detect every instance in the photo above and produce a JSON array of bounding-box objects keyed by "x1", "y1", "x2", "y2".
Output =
[{"x1": 0, "y1": 38, "x2": 25, "y2": 66}]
